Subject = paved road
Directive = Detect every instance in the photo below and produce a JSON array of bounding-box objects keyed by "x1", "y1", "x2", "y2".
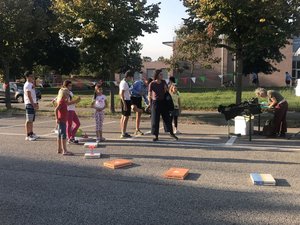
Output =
[{"x1": 0, "y1": 116, "x2": 300, "y2": 225}]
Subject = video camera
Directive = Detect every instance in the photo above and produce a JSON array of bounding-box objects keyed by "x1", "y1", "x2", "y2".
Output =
[{"x1": 218, "y1": 98, "x2": 262, "y2": 121}]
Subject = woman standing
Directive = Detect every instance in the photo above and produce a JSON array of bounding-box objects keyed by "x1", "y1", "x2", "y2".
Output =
[{"x1": 148, "y1": 69, "x2": 178, "y2": 141}]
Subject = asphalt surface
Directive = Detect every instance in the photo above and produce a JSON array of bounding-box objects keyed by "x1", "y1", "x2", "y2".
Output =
[{"x1": 0, "y1": 116, "x2": 300, "y2": 225}]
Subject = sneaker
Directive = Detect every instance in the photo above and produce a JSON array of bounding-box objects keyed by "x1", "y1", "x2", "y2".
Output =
[
  {"x1": 124, "y1": 133, "x2": 132, "y2": 138},
  {"x1": 170, "y1": 134, "x2": 179, "y2": 140},
  {"x1": 120, "y1": 133, "x2": 132, "y2": 139},
  {"x1": 52, "y1": 129, "x2": 58, "y2": 134},
  {"x1": 153, "y1": 137, "x2": 158, "y2": 142},
  {"x1": 134, "y1": 130, "x2": 144, "y2": 136},
  {"x1": 32, "y1": 133, "x2": 39, "y2": 139},
  {"x1": 174, "y1": 130, "x2": 181, "y2": 134},
  {"x1": 26, "y1": 135, "x2": 37, "y2": 141},
  {"x1": 278, "y1": 133, "x2": 286, "y2": 138},
  {"x1": 68, "y1": 139, "x2": 79, "y2": 144},
  {"x1": 96, "y1": 139, "x2": 100, "y2": 143}
]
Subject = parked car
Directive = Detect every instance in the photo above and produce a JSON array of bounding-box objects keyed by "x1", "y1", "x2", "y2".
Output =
[{"x1": 0, "y1": 82, "x2": 42, "y2": 103}]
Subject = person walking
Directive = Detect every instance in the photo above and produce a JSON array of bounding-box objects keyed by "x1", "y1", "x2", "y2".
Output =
[
  {"x1": 285, "y1": 72, "x2": 292, "y2": 87},
  {"x1": 119, "y1": 70, "x2": 134, "y2": 138},
  {"x1": 131, "y1": 75, "x2": 152, "y2": 135},
  {"x1": 251, "y1": 72, "x2": 259, "y2": 86},
  {"x1": 148, "y1": 69, "x2": 178, "y2": 142},
  {"x1": 91, "y1": 84, "x2": 107, "y2": 143},
  {"x1": 24, "y1": 71, "x2": 39, "y2": 141},
  {"x1": 255, "y1": 87, "x2": 288, "y2": 137},
  {"x1": 169, "y1": 84, "x2": 181, "y2": 134}
]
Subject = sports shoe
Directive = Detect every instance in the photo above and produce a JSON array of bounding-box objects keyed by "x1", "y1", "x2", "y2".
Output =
[
  {"x1": 134, "y1": 129, "x2": 144, "y2": 136},
  {"x1": 68, "y1": 139, "x2": 79, "y2": 144},
  {"x1": 278, "y1": 133, "x2": 286, "y2": 138},
  {"x1": 25, "y1": 135, "x2": 37, "y2": 141},
  {"x1": 174, "y1": 129, "x2": 181, "y2": 134},
  {"x1": 120, "y1": 133, "x2": 132, "y2": 139},
  {"x1": 170, "y1": 134, "x2": 178, "y2": 140},
  {"x1": 52, "y1": 129, "x2": 58, "y2": 134},
  {"x1": 32, "y1": 133, "x2": 39, "y2": 139},
  {"x1": 96, "y1": 137, "x2": 106, "y2": 143}
]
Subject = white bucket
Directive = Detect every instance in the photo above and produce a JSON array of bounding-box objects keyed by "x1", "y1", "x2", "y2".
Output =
[{"x1": 234, "y1": 115, "x2": 254, "y2": 136}]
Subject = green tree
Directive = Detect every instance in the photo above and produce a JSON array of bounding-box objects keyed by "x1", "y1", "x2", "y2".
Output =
[
  {"x1": 169, "y1": 25, "x2": 219, "y2": 90},
  {"x1": 143, "y1": 56, "x2": 152, "y2": 62},
  {"x1": 157, "y1": 56, "x2": 165, "y2": 61},
  {"x1": 0, "y1": 0, "x2": 48, "y2": 108},
  {"x1": 183, "y1": 0, "x2": 300, "y2": 103},
  {"x1": 52, "y1": 0, "x2": 160, "y2": 112}
]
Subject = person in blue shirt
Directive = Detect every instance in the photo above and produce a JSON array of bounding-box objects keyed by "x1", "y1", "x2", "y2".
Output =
[{"x1": 131, "y1": 75, "x2": 153, "y2": 135}]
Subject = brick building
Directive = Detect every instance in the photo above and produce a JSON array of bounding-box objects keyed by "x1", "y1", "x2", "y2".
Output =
[{"x1": 142, "y1": 38, "x2": 299, "y2": 88}]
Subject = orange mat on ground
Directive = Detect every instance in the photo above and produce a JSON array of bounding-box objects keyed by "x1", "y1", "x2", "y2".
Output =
[
  {"x1": 163, "y1": 168, "x2": 189, "y2": 180},
  {"x1": 103, "y1": 159, "x2": 133, "y2": 169}
]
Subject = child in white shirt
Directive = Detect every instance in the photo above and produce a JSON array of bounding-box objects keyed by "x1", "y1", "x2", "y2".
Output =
[{"x1": 91, "y1": 84, "x2": 107, "y2": 142}]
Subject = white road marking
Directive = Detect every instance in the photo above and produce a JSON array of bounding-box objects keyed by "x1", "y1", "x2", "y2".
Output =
[
  {"x1": 104, "y1": 138, "x2": 223, "y2": 147},
  {"x1": 0, "y1": 117, "x2": 17, "y2": 120},
  {"x1": 0, "y1": 120, "x2": 54, "y2": 129},
  {"x1": 0, "y1": 132, "x2": 24, "y2": 136},
  {"x1": 225, "y1": 136, "x2": 237, "y2": 146}
]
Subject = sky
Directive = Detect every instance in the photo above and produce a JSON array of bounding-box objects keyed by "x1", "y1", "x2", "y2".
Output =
[{"x1": 137, "y1": 0, "x2": 188, "y2": 61}]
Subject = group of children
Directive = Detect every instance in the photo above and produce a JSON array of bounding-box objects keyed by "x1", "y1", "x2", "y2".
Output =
[
  {"x1": 53, "y1": 74, "x2": 181, "y2": 155},
  {"x1": 54, "y1": 81, "x2": 107, "y2": 155}
]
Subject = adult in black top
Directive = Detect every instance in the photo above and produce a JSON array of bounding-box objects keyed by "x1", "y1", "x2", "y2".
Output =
[{"x1": 148, "y1": 69, "x2": 178, "y2": 141}]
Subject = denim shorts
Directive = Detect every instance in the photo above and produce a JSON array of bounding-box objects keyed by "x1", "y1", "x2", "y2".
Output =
[
  {"x1": 58, "y1": 122, "x2": 67, "y2": 139},
  {"x1": 25, "y1": 104, "x2": 35, "y2": 122}
]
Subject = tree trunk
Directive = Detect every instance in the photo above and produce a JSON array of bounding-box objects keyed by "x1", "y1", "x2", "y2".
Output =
[
  {"x1": 3, "y1": 61, "x2": 12, "y2": 109},
  {"x1": 109, "y1": 71, "x2": 115, "y2": 113},
  {"x1": 235, "y1": 55, "x2": 243, "y2": 104},
  {"x1": 189, "y1": 62, "x2": 194, "y2": 91}
]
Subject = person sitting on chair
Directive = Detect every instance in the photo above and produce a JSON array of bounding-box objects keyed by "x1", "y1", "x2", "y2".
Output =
[{"x1": 255, "y1": 88, "x2": 288, "y2": 137}]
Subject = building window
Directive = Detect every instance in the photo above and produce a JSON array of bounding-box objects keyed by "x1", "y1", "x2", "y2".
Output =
[
  {"x1": 292, "y1": 60, "x2": 300, "y2": 78},
  {"x1": 146, "y1": 69, "x2": 155, "y2": 78}
]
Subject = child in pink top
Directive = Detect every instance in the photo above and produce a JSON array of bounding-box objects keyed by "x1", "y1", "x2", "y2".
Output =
[{"x1": 55, "y1": 88, "x2": 73, "y2": 156}]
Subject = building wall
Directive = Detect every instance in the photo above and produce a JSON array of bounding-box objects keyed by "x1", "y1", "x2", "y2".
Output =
[
  {"x1": 159, "y1": 38, "x2": 296, "y2": 88},
  {"x1": 142, "y1": 61, "x2": 171, "y2": 80}
]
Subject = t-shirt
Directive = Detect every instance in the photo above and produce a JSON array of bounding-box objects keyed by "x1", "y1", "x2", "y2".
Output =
[
  {"x1": 67, "y1": 91, "x2": 76, "y2": 111},
  {"x1": 119, "y1": 79, "x2": 131, "y2": 100},
  {"x1": 94, "y1": 94, "x2": 106, "y2": 109},
  {"x1": 57, "y1": 100, "x2": 68, "y2": 122},
  {"x1": 267, "y1": 90, "x2": 284, "y2": 103},
  {"x1": 23, "y1": 81, "x2": 36, "y2": 105},
  {"x1": 149, "y1": 80, "x2": 167, "y2": 101},
  {"x1": 285, "y1": 73, "x2": 292, "y2": 81}
]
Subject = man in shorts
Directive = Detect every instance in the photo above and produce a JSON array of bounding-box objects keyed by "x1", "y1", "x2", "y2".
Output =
[
  {"x1": 131, "y1": 75, "x2": 152, "y2": 135},
  {"x1": 119, "y1": 70, "x2": 134, "y2": 138},
  {"x1": 24, "y1": 71, "x2": 39, "y2": 141}
]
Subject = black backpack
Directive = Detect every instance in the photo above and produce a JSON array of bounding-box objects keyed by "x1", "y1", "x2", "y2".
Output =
[{"x1": 165, "y1": 91, "x2": 174, "y2": 111}]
